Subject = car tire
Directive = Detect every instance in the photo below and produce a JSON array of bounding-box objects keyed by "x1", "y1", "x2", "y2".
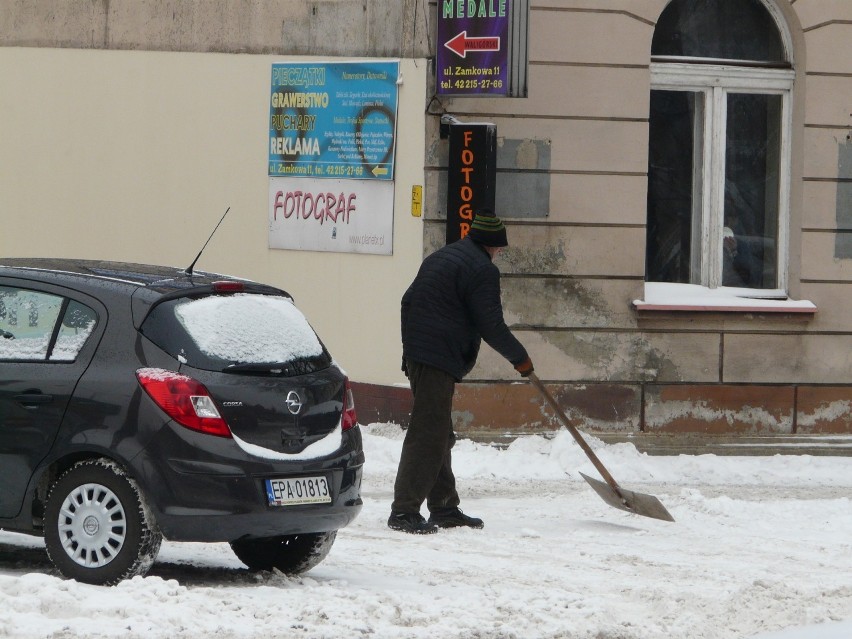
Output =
[
  {"x1": 44, "y1": 459, "x2": 162, "y2": 586},
  {"x1": 230, "y1": 531, "x2": 337, "y2": 575}
]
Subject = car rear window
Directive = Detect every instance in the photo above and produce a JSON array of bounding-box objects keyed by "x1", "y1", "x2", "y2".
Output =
[{"x1": 140, "y1": 293, "x2": 331, "y2": 374}]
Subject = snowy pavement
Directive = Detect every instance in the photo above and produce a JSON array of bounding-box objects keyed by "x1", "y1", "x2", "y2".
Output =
[{"x1": 1, "y1": 423, "x2": 850, "y2": 639}]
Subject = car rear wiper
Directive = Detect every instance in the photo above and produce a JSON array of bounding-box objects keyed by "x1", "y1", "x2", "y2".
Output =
[
  {"x1": 223, "y1": 358, "x2": 329, "y2": 377},
  {"x1": 224, "y1": 362, "x2": 287, "y2": 374}
]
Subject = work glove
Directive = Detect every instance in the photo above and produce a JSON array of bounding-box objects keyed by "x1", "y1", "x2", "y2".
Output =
[{"x1": 514, "y1": 357, "x2": 534, "y2": 377}]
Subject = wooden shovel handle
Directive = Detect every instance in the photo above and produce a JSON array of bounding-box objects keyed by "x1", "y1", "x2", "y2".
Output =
[{"x1": 528, "y1": 372, "x2": 624, "y2": 497}]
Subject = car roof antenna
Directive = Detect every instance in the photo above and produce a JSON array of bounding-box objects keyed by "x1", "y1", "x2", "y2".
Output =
[{"x1": 185, "y1": 207, "x2": 230, "y2": 276}]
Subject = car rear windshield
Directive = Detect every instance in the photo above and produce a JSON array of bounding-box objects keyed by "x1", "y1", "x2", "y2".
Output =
[{"x1": 140, "y1": 293, "x2": 331, "y2": 374}]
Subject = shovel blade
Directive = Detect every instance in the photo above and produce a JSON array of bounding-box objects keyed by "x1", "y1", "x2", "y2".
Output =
[{"x1": 579, "y1": 472, "x2": 675, "y2": 522}]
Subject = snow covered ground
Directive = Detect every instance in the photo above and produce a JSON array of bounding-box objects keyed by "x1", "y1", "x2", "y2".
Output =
[{"x1": 1, "y1": 423, "x2": 850, "y2": 639}]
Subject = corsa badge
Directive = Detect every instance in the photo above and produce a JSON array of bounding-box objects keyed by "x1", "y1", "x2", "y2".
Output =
[{"x1": 285, "y1": 390, "x2": 303, "y2": 415}]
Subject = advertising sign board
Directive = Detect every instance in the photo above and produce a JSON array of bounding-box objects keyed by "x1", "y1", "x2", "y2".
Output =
[
  {"x1": 269, "y1": 177, "x2": 394, "y2": 255},
  {"x1": 437, "y1": 1, "x2": 511, "y2": 96},
  {"x1": 268, "y1": 61, "x2": 399, "y2": 255},
  {"x1": 269, "y1": 61, "x2": 399, "y2": 180}
]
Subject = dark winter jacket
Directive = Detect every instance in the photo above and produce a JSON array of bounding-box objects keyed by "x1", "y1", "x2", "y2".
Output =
[{"x1": 401, "y1": 237, "x2": 529, "y2": 381}]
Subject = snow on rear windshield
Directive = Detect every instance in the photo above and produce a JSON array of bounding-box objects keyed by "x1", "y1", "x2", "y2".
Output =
[{"x1": 174, "y1": 294, "x2": 323, "y2": 364}]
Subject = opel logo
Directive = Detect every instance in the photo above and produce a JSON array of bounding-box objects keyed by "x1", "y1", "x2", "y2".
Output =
[{"x1": 285, "y1": 390, "x2": 303, "y2": 415}]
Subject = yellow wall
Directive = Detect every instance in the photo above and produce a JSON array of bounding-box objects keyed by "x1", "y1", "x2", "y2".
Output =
[{"x1": 0, "y1": 47, "x2": 427, "y2": 385}]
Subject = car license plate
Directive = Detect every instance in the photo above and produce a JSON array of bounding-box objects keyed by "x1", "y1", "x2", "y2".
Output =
[{"x1": 265, "y1": 476, "x2": 331, "y2": 506}]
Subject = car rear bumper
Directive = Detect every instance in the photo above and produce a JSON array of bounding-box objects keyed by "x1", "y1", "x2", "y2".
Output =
[
  {"x1": 130, "y1": 423, "x2": 365, "y2": 542},
  {"x1": 152, "y1": 469, "x2": 363, "y2": 542}
]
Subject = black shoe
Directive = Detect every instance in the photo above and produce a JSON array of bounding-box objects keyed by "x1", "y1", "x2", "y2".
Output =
[
  {"x1": 428, "y1": 507, "x2": 484, "y2": 529},
  {"x1": 387, "y1": 512, "x2": 438, "y2": 535}
]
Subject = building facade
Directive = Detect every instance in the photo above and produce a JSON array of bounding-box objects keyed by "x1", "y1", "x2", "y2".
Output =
[
  {"x1": 2, "y1": 1, "x2": 851, "y2": 437},
  {"x1": 429, "y1": 0, "x2": 852, "y2": 438}
]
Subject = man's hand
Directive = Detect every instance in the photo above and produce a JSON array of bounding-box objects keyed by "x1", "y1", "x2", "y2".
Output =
[{"x1": 514, "y1": 357, "x2": 534, "y2": 377}]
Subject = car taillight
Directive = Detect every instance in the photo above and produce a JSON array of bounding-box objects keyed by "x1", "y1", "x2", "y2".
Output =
[
  {"x1": 342, "y1": 378, "x2": 357, "y2": 431},
  {"x1": 136, "y1": 368, "x2": 232, "y2": 438}
]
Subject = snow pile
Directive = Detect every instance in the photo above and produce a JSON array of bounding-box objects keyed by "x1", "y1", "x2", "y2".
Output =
[
  {"x1": 363, "y1": 424, "x2": 852, "y2": 486},
  {"x1": 0, "y1": 423, "x2": 850, "y2": 639}
]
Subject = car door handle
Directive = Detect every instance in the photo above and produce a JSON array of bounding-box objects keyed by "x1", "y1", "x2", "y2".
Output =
[{"x1": 14, "y1": 393, "x2": 54, "y2": 406}]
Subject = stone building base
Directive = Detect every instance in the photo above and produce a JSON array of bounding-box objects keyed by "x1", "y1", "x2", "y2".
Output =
[{"x1": 351, "y1": 381, "x2": 852, "y2": 437}]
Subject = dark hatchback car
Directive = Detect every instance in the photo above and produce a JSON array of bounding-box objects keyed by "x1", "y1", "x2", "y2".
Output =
[{"x1": 0, "y1": 258, "x2": 363, "y2": 585}]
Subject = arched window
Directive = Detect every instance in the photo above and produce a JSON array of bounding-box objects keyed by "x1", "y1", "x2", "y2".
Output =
[
  {"x1": 652, "y1": 0, "x2": 785, "y2": 63},
  {"x1": 645, "y1": 0, "x2": 794, "y2": 294}
]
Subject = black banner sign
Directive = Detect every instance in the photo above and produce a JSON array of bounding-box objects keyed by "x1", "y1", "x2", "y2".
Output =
[{"x1": 446, "y1": 123, "x2": 497, "y2": 244}]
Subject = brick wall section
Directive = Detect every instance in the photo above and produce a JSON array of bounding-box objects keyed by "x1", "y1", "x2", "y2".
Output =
[
  {"x1": 353, "y1": 381, "x2": 852, "y2": 435},
  {"x1": 644, "y1": 386, "x2": 795, "y2": 434},
  {"x1": 797, "y1": 387, "x2": 852, "y2": 434},
  {"x1": 350, "y1": 382, "x2": 413, "y2": 427},
  {"x1": 452, "y1": 382, "x2": 641, "y2": 434}
]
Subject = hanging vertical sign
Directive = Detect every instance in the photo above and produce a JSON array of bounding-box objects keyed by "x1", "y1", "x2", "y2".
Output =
[
  {"x1": 437, "y1": 0, "x2": 529, "y2": 97},
  {"x1": 446, "y1": 122, "x2": 497, "y2": 244}
]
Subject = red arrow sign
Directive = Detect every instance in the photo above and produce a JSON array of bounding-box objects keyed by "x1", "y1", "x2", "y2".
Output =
[{"x1": 444, "y1": 31, "x2": 501, "y2": 58}]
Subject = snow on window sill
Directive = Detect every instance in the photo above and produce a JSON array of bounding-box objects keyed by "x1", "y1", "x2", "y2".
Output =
[{"x1": 633, "y1": 283, "x2": 817, "y2": 314}]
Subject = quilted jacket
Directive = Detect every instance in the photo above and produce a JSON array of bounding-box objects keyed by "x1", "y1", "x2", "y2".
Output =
[{"x1": 401, "y1": 237, "x2": 528, "y2": 381}]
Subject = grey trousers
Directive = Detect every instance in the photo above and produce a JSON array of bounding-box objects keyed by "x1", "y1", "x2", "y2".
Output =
[{"x1": 391, "y1": 360, "x2": 460, "y2": 514}]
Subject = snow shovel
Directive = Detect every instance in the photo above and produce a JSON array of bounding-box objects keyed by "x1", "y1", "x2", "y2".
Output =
[{"x1": 528, "y1": 372, "x2": 675, "y2": 522}]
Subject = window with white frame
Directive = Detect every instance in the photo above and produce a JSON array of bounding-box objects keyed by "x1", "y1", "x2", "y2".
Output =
[{"x1": 645, "y1": 0, "x2": 794, "y2": 298}]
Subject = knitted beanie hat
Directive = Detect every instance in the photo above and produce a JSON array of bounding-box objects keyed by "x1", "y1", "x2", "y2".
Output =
[{"x1": 467, "y1": 210, "x2": 508, "y2": 247}]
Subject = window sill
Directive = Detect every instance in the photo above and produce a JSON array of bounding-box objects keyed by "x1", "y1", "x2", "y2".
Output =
[{"x1": 633, "y1": 283, "x2": 817, "y2": 315}]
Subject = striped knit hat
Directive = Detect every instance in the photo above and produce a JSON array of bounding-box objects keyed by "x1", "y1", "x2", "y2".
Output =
[{"x1": 467, "y1": 210, "x2": 508, "y2": 247}]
